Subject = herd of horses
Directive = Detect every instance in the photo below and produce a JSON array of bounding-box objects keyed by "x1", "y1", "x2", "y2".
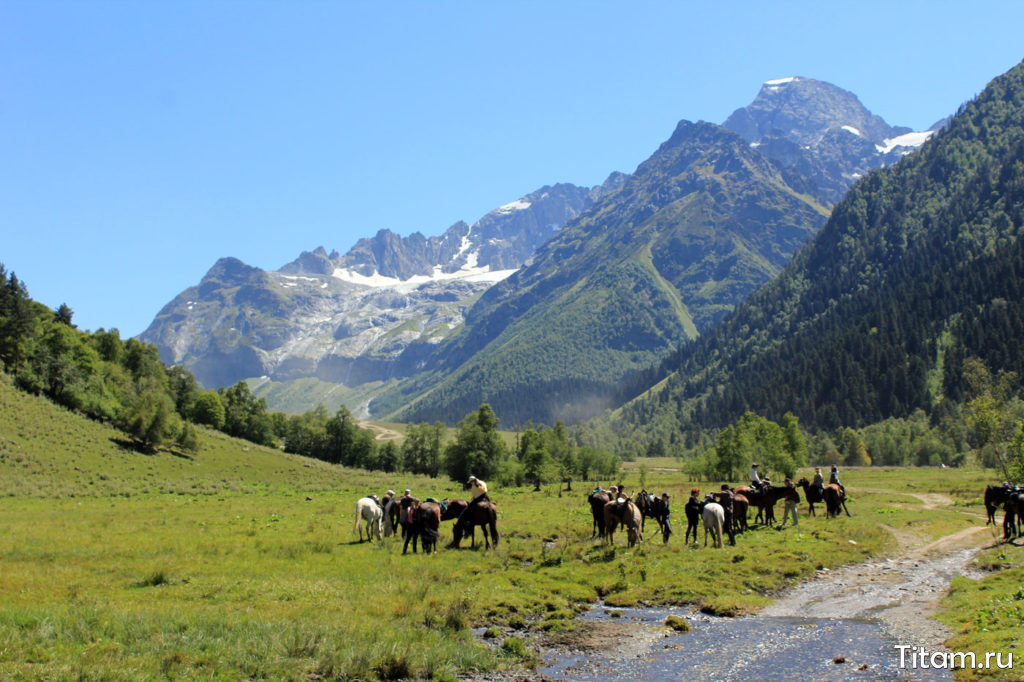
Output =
[
  {"x1": 984, "y1": 484, "x2": 1024, "y2": 540},
  {"x1": 353, "y1": 494, "x2": 499, "y2": 554},
  {"x1": 588, "y1": 480, "x2": 851, "y2": 548},
  {"x1": 352, "y1": 479, "x2": 1023, "y2": 557}
]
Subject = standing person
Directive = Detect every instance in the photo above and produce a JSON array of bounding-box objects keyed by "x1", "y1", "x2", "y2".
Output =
[
  {"x1": 398, "y1": 489, "x2": 417, "y2": 537},
  {"x1": 684, "y1": 488, "x2": 702, "y2": 544},
  {"x1": 780, "y1": 480, "x2": 799, "y2": 527}
]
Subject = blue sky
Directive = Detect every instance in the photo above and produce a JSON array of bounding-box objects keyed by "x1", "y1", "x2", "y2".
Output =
[{"x1": 2, "y1": 1, "x2": 1023, "y2": 337}]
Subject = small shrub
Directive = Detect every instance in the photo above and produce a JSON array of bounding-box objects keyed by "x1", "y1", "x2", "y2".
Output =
[
  {"x1": 135, "y1": 570, "x2": 169, "y2": 588},
  {"x1": 374, "y1": 654, "x2": 412, "y2": 680}
]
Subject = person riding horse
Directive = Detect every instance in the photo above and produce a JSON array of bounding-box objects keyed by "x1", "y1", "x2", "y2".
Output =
[
  {"x1": 829, "y1": 466, "x2": 846, "y2": 497},
  {"x1": 455, "y1": 475, "x2": 489, "y2": 527},
  {"x1": 750, "y1": 464, "x2": 764, "y2": 492},
  {"x1": 812, "y1": 468, "x2": 824, "y2": 496}
]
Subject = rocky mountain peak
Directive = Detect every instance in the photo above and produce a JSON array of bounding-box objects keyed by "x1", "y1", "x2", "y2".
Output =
[{"x1": 724, "y1": 76, "x2": 905, "y2": 146}]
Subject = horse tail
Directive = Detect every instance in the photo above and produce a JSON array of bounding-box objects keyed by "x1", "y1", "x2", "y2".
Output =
[{"x1": 353, "y1": 500, "x2": 364, "y2": 535}]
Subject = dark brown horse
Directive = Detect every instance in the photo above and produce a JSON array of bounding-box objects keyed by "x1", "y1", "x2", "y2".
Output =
[
  {"x1": 985, "y1": 485, "x2": 1012, "y2": 526},
  {"x1": 734, "y1": 484, "x2": 798, "y2": 526},
  {"x1": 441, "y1": 498, "x2": 492, "y2": 547},
  {"x1": 382, "y1": 497, "x2": 401, "y2": 537},
  {"x1": 823, "y1": 484, "x2": 850, "y2": 518},
  {"x1": 588, "y1": 490, "x2": 614, "y2": 538},
  {"x1": 635, "y1": 490, "x2": 671, "y2": 543},
  {"x1": 795, "y1": 477, "x2": 825, "y2": 517},
  {"x1": 402, "y1": 500, "x2": 441, "y2": 554},
  {"x1": 452, "y1": 500, "x2": 499, "y2": 549},
  {"x1": 711, "y1": 489, "x2": 737, "y2": 546}
]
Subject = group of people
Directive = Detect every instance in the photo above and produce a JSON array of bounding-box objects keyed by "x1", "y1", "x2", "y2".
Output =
[
  {"x1": 750, "y1": 463, "x2": 844, "y2": 495},
  {"x1": 370, "y1": 474, "x2": 491, "y2": 530}
]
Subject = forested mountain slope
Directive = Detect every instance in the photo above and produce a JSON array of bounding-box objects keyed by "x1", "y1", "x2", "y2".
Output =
[
  {"x1": 610, "y1": 60, "x2": 1024, "y2": 445},
  {"x1": 381, "y1": 121, "x2": 831, "y2": 425}
]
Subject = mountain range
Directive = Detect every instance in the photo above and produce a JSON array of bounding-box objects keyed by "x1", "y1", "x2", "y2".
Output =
[
  {"x1": 608, "y1": 60, "x2": 1024, "y2": 449},
  {"x1": 140, "y1": 75, "x2": 941, "y2": 424}
]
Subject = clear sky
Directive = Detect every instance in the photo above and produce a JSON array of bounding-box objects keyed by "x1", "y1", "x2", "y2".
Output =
[{"x1": 2, "y1": 1, "x2": 1023, "y2": 337}]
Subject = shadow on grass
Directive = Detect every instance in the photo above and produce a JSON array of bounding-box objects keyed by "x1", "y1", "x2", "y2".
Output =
[{"x1": 109, "y1": 437, "x2": 193, "y2": 460}]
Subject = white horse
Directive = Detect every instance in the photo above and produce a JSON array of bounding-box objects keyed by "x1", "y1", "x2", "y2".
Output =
[
  {"x1": 353, "y1": 496, "x2": 383, "y2": 542},
  {"x1": 702, "y1": 501, "x2": 725, "y2": 548}
]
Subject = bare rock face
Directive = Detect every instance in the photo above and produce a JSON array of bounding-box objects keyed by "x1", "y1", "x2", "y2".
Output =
[
  {"x1": 138, "y1": 182, "x2": 600, "y2": 405},
  {"x1": 724, "y1": 76, "x2": 942, "y2": 203}
]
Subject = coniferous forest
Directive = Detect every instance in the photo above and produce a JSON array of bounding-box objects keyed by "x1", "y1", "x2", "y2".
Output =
[{"x1": 607, "y1": 61, "x2": 1024, "y2": 462}]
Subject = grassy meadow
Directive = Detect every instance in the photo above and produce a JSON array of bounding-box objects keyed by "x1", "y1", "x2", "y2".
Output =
[{"x1": 0, "y1": 377, "x2": 1010, "y2": 680}]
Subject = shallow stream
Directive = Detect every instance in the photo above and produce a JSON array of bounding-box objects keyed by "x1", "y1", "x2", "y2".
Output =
[
  {"x1": 539, "y1": 606, "x2": 950, "y2": 681},
  {"x1": 537, "y1": 546, "x2": 987, "y2": 681}
]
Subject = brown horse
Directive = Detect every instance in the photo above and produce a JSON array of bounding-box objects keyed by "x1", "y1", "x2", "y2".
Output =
[
  {"x1": 795, "y1": 477, "x2": 825, "y2": 517},
  {"x1": 402, "y1": 500, "x2": 441, "y2": 554},
  {"x1": 440, "y1": 499, "x2": 473, "y2": 545},
  {"x1": 734, "y1": 484, "x2": 798, "y2": 526},
  {"x1": 732, "y1": 492, "x2": 749, "y2": 533},
  {"x1": 823, "y1": 484, "x2": 850, "y2": 518},
  {"x1": 452, "y1": 500, "x2": 499, "y2": 549},
  {"x1": 603, "y1": 499, "x2": 643, "y2": 547},
  {"x1": 588, "y1": 490, "x2": 614, "y2": 538}
]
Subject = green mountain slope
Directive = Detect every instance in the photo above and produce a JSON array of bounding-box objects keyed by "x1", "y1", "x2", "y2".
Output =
[
  {"x1": 610, "y1": 60, "x2": 1024, "y2": 443},
  {"x1": 379, "y1": 121, "x2": 829, "y2": 425}
]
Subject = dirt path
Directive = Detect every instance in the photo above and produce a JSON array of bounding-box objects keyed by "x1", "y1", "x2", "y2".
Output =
[
  {"x1": 358, "y1": 422, "x2": 403, "y2": 441},
  {"x1": 759, "y1": 491, "x2": 994, "y2": 653}
]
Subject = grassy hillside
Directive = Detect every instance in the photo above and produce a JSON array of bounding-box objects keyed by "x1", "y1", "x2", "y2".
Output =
[{"x1": 0, "y1": 376, "x2": 1009, "y2": 679}]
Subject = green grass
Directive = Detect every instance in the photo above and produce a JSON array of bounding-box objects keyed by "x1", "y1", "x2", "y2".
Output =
[
  {"x1": 938, "y1": 547, "x2": 1024, "y2": 681},
  {"x1": 0, "y1": 376, "x2": 1006, "y2": 679}
]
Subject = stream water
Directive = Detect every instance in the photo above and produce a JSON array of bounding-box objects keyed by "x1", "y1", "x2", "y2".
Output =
[
  {"x1": 538, "y1": 606, "x2": 950, "y2": 681},
  {"x1": 535, "y1": 546, "x2": 988, "y2": 681}
]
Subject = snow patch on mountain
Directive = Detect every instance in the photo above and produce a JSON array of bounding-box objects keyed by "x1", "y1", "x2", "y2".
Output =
[
  {"x1": 876, "y1": 130, "x2": 936, "y2": 154},
  {"x1": 494, "y1": 198, "x2": 532, "y2": 214},
  {"x1": 331, "y1": 256, "x2": 516, "y2": 292}
]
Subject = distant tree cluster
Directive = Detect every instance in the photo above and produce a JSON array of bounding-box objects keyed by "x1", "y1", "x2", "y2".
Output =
[
  {"x1": 0, "y1": 264, "x2": 193, "y2": 451},
  {"x1": 442, "y1": 405, "x2": 620, "y2": 488}
]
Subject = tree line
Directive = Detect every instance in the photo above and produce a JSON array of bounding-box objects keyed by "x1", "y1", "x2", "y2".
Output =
[{"x1": 0, "y1": 265, "x2": 621, "y2": 484}]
